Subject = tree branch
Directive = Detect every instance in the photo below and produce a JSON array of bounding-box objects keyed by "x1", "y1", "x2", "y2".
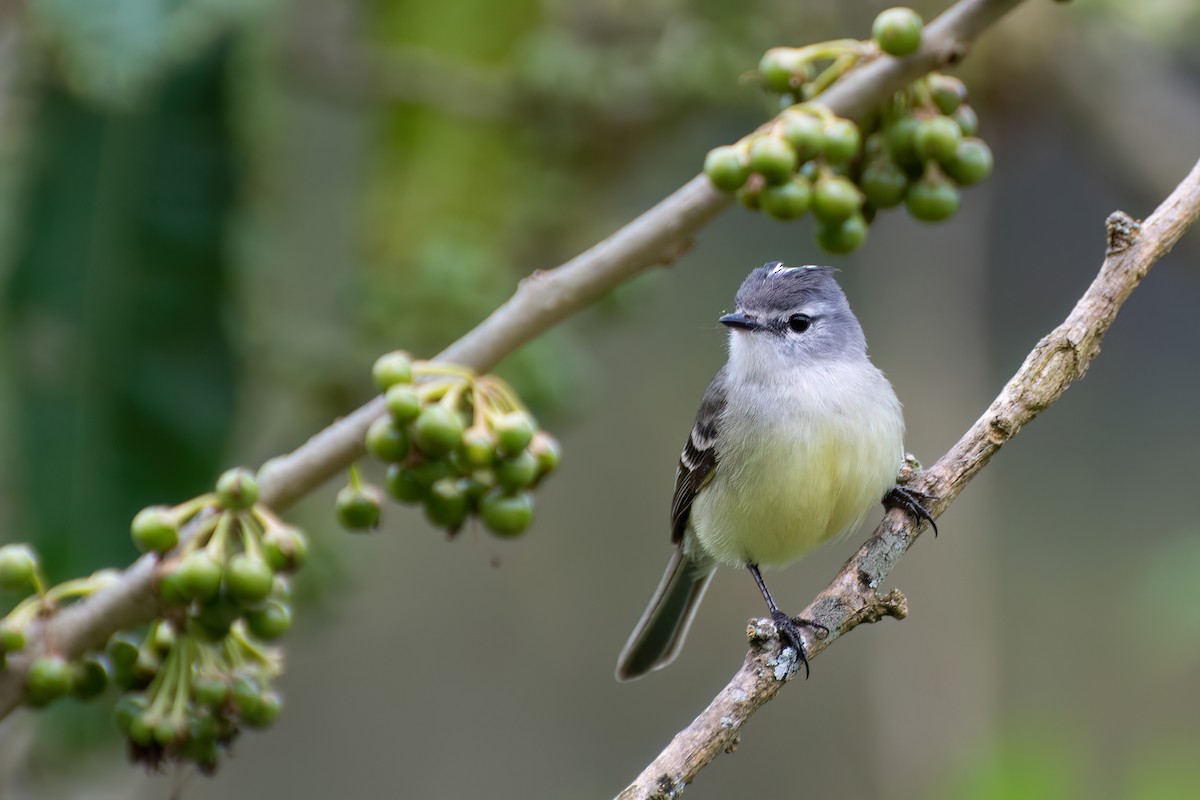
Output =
[
  {"x1": 616, "y1": 155, "x2": 1200, "y2": 799},
  {"x1": 0, "y1": 0, "x2": 1028, "y2": 719}
]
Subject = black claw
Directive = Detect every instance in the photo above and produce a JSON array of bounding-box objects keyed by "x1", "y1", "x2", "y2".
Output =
[
  {"x1": 770, "y1": 610, "x2": 811, "y2": 678},
  {"x1": 883, "y1": 486, "x2": 939, "y2": 536}
]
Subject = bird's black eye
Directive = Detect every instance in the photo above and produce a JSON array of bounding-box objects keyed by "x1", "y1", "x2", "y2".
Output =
[{"x1": 787, "y1": 313, "x2": 812, "y2": 333}]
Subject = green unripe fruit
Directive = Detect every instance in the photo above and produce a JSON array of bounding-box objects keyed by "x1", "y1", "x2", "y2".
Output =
[
  {"x1": 860, "y1": 160, "x2": 909, "y2": 209},
  {"x1": 336, "y1": 483, "x2": 383, "y2": 532},
  {"x1": 70, "y1": 656, "x2": 110, "y2": 701},
  {"x1": 914, "y1": 116, "x2": 962, "y2": 165},
  {"x1": 758, "y1": 48, "x2": 804, "y2": 93},
  {"x1": 157, "y1": 567, "x2": 190, "y2": 606},
  {"x1": 812, "y1": 176, "x2": 862, "y2": 224},
  {"x1": 106, "y1": 633, "x2": 140, "y2": 675},
  {"x1": 529, "y1": 432, "x2": 561, "y2": 477},
  {"x1": 261, "y1": 525, "x2": 308, "y2": 573},
  {"x1": 241, "y1": 690, "x2": 282, "y2": 729},
  {"x1": 747, "y1": 135, "x2": 798, "y2": 184},
  {"x1": 216, "y1": 467, "x2": 259, "y2": 511},
  {"x1": 494, "y1": 411, "x2": 536, "y2": 456},
  {"x1": 365, "y1": 417, "x2": 411, "y2": 463},
  {"x1": 703, "y1": 145, "x2": 750, "y2": 192},
  {"x1": 821, "y1": 118, "x2": 862, "y2": 165},
  {"x1": 385, "y1": 384, "x2": 422, "y2": 425},
  {"x1": 1, "y1": 625, "x2": 26, "y2": 653},
  {"x1": 425, "y1": 478, "x2": 470, "y2": 530},
  {"x1": 226, "y1": 554, "x2": 275, "y2": 605},
  {"x1": 951, "y1": 104, "x2": 979, "y2": 137},
  {"x1": 127, "y1": 712, "x2": 155, "y2": 746},
  {"x1": 26, "y1": 654, "x2": 73, "y2": 706},
  {"x1": 372, "y1": 350, "x2": 414, "y2": 389},
  {"x1": 760, "y1": 176, "x2": 812, "y2": 220},
  {"x1": 873, "y1": 7, "x2": 924, "y2": 57},
  {"x1": 413, "y1": 405, "x2": 466, "y2": 456},
  {"x1": 245, "y1": 600, "x2": 292, "y2": 641},
  {"x1": 479, "y1": 489, "x2": 534, "y2": 538},
  {"x1": 944, "y1": 137, "x2": 993, "y2": 186},
  {"x1": 886, "y1": 115, "x2": 922, "y2": 169},
  {"x1": 130, "y1": 506, "x2": 179, "y2": 554},
  {"x1": 151, "y1": 620, "x2": 177, "y2": 653},
  {"x1": 177, "y1": 550, "x2": 223, "y2": 601},
  {"x1": 928, "y1": 74, "x2": 968, "y2": 115},
  {"x1": 153, "y1": 718, "x2": 181, "y2": 747},
  {"x1": 906, "y1": 170, "x2": 961, "y2": 221},
  {"x1": 460, "y1": 426, "x2": 497, "y2": 468},
  {"x1": 194, "y1": 593, "x2": 242, "y2": 641},
  {"x1": 815, "y1": 214, "x2": 869, "y2": 254},
  {"x1": 385, "y1": 463, "x2": 426, "y2": 504},
  {"x1": 193, "y1": 676, "x2": 230, "y2": 709},
  {"x1": 779, "y1": 111, "x2": 825, "y2": 161},
  {"x1": 113, "y1": 694, "x2": 147, "y2": 734},
  {"x1": 0, "y1": 544, "x2": 38, "y2": 591},
  {"x1": 231, "y1": 675, "x2": 263, "y2": 715},
  {"x1": 496, "y1": 450, "x2": 540, "y2": 490}
]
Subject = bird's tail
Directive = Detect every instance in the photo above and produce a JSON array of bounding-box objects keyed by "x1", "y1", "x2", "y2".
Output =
[{"x1": 615, "y1": 550, "x2": 715, "y2": 681}]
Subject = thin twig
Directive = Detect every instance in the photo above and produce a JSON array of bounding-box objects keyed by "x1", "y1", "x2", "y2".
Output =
[
  {"x1": 0, "y1": 0, "x2": 1028, "y2": 719},
  {"x1": 616, "y1": 156, "x2": 1200, "y2": 799}
]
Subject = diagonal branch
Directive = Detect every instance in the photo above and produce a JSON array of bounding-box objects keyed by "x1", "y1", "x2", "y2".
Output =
[
  {"x1": 0, "y1": 0, "x2": 1028, "y2": 719},
  {"x1": 616, "y1": 155, "x2": 1200, "y2": 799}
]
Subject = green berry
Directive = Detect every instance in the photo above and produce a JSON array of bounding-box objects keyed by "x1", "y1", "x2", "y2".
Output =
[
  {"x1": 385, "y1": 464, "x2": 426, "y2": 504},
  {"x1": 226, "y1": 553, "x2": 274, "y2": 606},
  {"x1": 860, "y1": 160, "x2": 909, "y2": 209},
  {"x1": 151, "y1": 620, "x2": 177, "y2": 653},
  {"x1": 154, "y1": 718, "x2": 181, "y2": 747},
  {"x1": 906, "y1": 169, "x2": 961, "y2": 221},
  {"x1": 812, "y1": 176, "x2": 862, "y2": 224},
  {"x1": 703, "y1": 145, "x2": 750, "y2": 192},
  {"x1": 241, "y1": 690, "x2": 282, "y2": 729},
  {"x1": 157, "y1": 566, "x2": 190, "y2": 606},
  {"x1": 194, "y1": 592, "x2": 242, "y2": 641},
  {"x1": 385, "y1": 384, "x2": 422, "y2": 425},
  {"x1": 216, "y1": 467, "x2": 259, "y2": 511},
  {"x1": 106, "y1": 633, "x2": 140, "y2": 674},
  {"x1": 460, "y1": 426, "x2": 497, "y2": 468},
  {"x1": 335, "y1": 484, "x2": 382, "y2": 531},
  {"x1": 928, "y1": 74, "x2": 967, "y2": 115},
  {"x1": 413, "y1": 405, "x2": 466, "y2": 456},
  {"x1": 261, "y1": 525, "x2": 308, "y2": 573},
  {"x1": 193, "y1": 676, "x2": 229, "y2": 709},
  {"x1": 529, "y1": 432, "x2": 561, "y2": 477},
  {"x1": 113, "y1": 694, "x2": 147, "y2": 734},
  {"x1": 886, "y1": 115, "x2": 922, "y2": 169},
  {"x1": 231, "y1": 676, "x2": 263, "y2": 716},
  {"x1": 758, "y1": 48, "x2": 803, "y2": 93},
  {"x1": 821, "y1": 118, "x2": 862, "y2": 165},
  {"x1": 177, "y1": 550, "x2": 223, "y2": 601},
  {"x1": 815, "y1": 214, "x2": 868, "y2": 254},
  {"x1": 747, "y1": 135, "x2": 798, "y2": 184},
  {"x1": 0, "y1": 544, "x2": 38, "y2": 591},
  {"x1": 760, "y1": 176, "x2": 812, "y2": 220},
  {"x1": 26, "y1": 654, "x2": 73, "y2": 706},
  {"x1": 914, "y1": 116, "x2": 962, "y2": 165},
  {"x1": 873, "y1": 7, "x2": 924, "y2": 57},
  {"x1": 494, "y1": 411, "x2": 536, "y2": 456},
  {"x1": 372, "y1": 351, "x2": 413, "y2": 390},
  {"x1": 779, "y1": 111, "x2": 825, "y2": 161},
  {"x1": 127, "y1": 712, "x2": 155, "y2": 746},
  {"x1": 130, "y1": 506, "x2": 179, "y2": 554},
  {"x1": 1, "y1": 625, "x2": 26, "y2": 653},
  {"x1": 479, "y1": 489, "x2": 534, "y2": 538},
  {"x1": 943, "y1": 137, "x2": 993, "y2": 186},
  {"x1": 495, "y1": 450, "x2": 540, "y2": 490},
  {"x1": 365, "y1": 417, "x2": 411, "y2": 463},
  {"x1": 425, "y1": 478, "x2": 469, "y2": 530},
  {"x1": 245, "y1": 600, "x2": 292, "y2": 641},
  {"x1": 69, "y1": 656, "x2": 110, "y2": 701},
  {"x1": 951, "y1": 104, "x2": 979, "y2": 137}
]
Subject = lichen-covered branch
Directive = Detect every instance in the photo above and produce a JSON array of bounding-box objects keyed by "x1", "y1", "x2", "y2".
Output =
[
  {"x1": 0, "y1": 0, "x2": 1027, "y2": 719},
  {"x1": 616, "y1": 155, "x2": 1200, "y2": 800}
]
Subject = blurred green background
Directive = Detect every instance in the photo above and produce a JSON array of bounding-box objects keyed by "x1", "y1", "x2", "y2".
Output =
[{"x1": 0, "y1": 0, "x2": 1198, "y2": 797}]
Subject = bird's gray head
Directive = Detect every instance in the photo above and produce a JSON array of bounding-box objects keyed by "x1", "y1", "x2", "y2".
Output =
[{"x1": 721, "y1": 262, "x2": 868, "y2": 380}]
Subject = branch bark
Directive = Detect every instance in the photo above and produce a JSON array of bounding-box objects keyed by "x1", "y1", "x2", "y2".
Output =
[
  {"x1": 0, "y1": 0, "x2": 1027, "y2": 718},
  {"x1": 616, "y1": 155, "x2": 1200, "y2": 799}
]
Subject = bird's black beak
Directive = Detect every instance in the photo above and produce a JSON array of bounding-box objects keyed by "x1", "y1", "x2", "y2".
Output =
[{"x1": 719, "y1": 311, "x2": 761, "y2": 331}]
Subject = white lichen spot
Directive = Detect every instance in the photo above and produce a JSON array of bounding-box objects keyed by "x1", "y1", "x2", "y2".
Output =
[
  {"x1": 730, "y1": 688, "x2": 746, "y2": 703},
  {"x1": 720, "y1": 716, "x2": 736, "y2": 729},
  {"x1": 774, "y1": 647, "x2": 798, "y2": 681}
]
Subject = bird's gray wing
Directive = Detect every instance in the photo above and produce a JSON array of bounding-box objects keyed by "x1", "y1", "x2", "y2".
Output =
[{"x1": 670, "y1": 367, "x2": 727, "y2": 544}]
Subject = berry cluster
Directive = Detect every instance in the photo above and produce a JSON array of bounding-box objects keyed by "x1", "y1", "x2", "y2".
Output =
[
  {"x1": 703, "y1": 7, "x2": 993, "y2": 253},
  {"x1": 339, "y1": 352, "x2": 560, "y2": 539}
]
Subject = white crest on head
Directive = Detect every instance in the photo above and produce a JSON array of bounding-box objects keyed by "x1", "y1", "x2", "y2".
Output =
[{"x1": 766, "y1": 262, "x2": 822, "y2": 277}]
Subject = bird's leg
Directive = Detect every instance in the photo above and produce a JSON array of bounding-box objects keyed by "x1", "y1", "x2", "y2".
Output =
[
  {"x1": 883, "y1": 486, "x2": 939, "y2": 536},
  {"x1": 747, "y1": 563, "x2": 827, "y2": 679}
]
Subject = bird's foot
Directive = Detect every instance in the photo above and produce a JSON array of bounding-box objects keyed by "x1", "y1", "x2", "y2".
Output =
[
  {"x1": 883, "y1": 485, "x2": 939, "y2": 536},
  {"x1": 769, "y1": 610, "x2": 828, "y2": 679}
]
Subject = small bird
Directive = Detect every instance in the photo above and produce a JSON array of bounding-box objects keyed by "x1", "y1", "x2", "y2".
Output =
[{"x1": 616, "y1": 262, "x2": 932, "y2": 681}]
